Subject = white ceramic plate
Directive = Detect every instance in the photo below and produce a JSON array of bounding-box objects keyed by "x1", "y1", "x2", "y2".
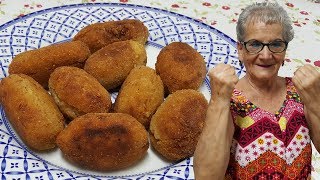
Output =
[{"x1": 0, "y1": 3, "x2": 245, "y2": 179}]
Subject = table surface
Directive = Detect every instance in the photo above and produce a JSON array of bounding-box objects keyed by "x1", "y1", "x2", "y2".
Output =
[{"x1": 0, "y1": 0, "x2": 319, "y2": 179}]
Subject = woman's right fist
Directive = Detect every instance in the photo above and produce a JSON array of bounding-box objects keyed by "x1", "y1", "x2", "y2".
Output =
[{"x1": 208, "y1": 64, "x2": 239, "y2": 101}]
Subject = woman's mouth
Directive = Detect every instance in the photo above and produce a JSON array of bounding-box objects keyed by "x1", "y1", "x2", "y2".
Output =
[{"x1": 257, "y1": 64, "x2": 272, "y2": 68}]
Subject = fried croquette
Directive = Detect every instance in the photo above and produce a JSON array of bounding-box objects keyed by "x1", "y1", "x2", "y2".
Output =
[
  {"x1": 114, "y1": 66, "x2": 164, "y2": 128},
  {"x1": 48, "y1": 66, "x2": 112, "y2": 120},
  {"x1": 0, "y1": 74, "x2": 65, "y2": 151},
  {"x1": 155, "y1": 42, "x2": 206, "y2": 94},
  {"x1": 149, "y1": 89, "x2": 208, "y2": 161},
  {"x1": 56, "y1": 113, "x2": 149, "y2": 171},
  {"x1": 84, "y1": 40, "x2": 147, "y2": 90},
  {"x1": 8, "y1": 40, "x2": 91, "y2": 88},
  {"x1": 73, "y1": 19, "x2": 149, "y2": 53}
]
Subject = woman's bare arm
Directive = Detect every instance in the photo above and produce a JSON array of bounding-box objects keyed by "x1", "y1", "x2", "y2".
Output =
[
  {"x1": 293, "y1": 64, "x2": 320, "y2": 152},
  {"x1": 193, "y1": 64, "x2": 238, "y2": 179}
]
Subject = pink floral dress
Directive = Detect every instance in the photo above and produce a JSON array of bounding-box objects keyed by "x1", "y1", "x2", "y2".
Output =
[{"x1": 226, "y1": 77, "x2": 311, "y2": 179}]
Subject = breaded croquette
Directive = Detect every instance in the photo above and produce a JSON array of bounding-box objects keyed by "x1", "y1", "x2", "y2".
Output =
[
  {"x1": 84, "y1": 40, "x2": 147, "y2": 90},
  {"x1": 0, "y1": 74, "x2": 65, "y2": 151},
  {"x1": 155, "y1": 42, "x2": 206, "y2": 94},
  {"x1": 114, "y1": 66, "x2": 164, "y2": 128},
  {"x1": 73, "y1": 19, "x2": 149, "y2": 53},
  {"x1": 8, "y1": 40, "x2": 91, "y2": 88},
  {"x1": 48, "y1": 66, "x2": 112, "y2": 120},
  {"x1": 149, "y1": 89, "x2": 208, "y2": 161},
  {"x1": 56, "y1": 113, "x2": 149, "y2": 171}
]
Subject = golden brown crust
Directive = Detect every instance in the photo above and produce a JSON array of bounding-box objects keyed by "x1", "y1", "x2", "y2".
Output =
[
  {"x1": 114, "y1": 66, "x2": 164, "y2": 128},
  {"x1": 84, "y1": 40, "x2": 147, "y2": 90},
  {"x1": 8, "y1": 41, "x2": 91, "y2": 88},
  {"x1": 73, "y1": 19, "x2": 149, "y2": 53},
  {"x1": 149, "y1": 89, "x2": 208, "y2": 161},
  {"x1": 0, "y1": 74, "x2": 65, "y2": 151},
  {"x1": 56, "y1": 113, "x2": 149, "y2": 171},
  {"x1": 155, "y1": 42, "x2": 206, "y2": 93},
  {"x1": 48, "y1": 66, "x2": 112, "y2": 120}
]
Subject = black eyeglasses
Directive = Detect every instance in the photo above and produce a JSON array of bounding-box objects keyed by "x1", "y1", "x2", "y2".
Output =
[{"x1": 241, "y1": 39, "x2": 288, "y2": 54}]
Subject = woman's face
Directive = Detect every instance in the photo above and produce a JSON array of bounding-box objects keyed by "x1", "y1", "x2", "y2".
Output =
[{"x1": 237, "y1": 22, "x2": 286, "y2": 81}]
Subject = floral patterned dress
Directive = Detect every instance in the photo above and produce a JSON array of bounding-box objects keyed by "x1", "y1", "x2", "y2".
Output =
[{"x1": 226, "y1": 77, "x2": 311, "y2": 179}]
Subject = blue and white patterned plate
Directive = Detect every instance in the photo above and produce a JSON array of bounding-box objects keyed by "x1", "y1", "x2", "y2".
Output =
[{"x1": 0, "y1": 3, "x2": 245, "y2": 179}]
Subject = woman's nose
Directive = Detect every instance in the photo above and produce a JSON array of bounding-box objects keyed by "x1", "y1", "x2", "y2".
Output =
[{"x1": 259, "y1": 45, "x2": 272, "y2": 59}]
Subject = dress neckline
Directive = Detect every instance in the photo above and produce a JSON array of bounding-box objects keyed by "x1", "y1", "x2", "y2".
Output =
[{"x1": 232, "y1": 77, "x2": 292, "y2": 118}]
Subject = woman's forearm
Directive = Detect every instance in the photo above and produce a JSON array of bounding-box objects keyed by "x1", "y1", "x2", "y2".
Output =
[
  {"x1": 193, "y1": 99, "x2": 234, "y2": 180},
  {"x1": 305, "y1": 106, "x2": 320, "y2": 152},
  {"x1": 292, "y1": 64, "x2": 320, "y2": 153}
]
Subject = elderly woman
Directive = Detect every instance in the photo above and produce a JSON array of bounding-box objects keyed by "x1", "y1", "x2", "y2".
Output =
[{"x1": 193, "y1": 2, "x2": 320, "y2": 179}]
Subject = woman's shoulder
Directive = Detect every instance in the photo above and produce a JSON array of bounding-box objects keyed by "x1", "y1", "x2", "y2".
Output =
[
  {"x1": 231, "y1": 79, "x2": 249, "y2": 104},
  {"x1": 284, "y1": 77, "x2": 297, "y2": 92},
  {"x1": 283, "y1": 77, "x2": 302, "y2": 102}
]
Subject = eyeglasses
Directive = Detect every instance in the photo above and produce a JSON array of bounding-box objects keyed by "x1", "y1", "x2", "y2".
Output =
[{"x1": 241, "y1": 39, "x2": 288, "y2": 54}]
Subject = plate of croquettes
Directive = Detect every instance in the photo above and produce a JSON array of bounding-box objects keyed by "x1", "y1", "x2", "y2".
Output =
[{"x1": 0, "y1": 3, "x2": 245, "y2": 179}]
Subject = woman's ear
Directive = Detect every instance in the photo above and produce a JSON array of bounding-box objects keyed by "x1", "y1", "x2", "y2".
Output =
[{"x1": 237, "y1": 42, "x2": 244, "y2": 63}]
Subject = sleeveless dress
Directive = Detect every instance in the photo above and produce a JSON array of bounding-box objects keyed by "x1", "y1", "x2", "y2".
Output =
[{"x1": 225, "y1": 77, "x2": 311, "y2": 179}]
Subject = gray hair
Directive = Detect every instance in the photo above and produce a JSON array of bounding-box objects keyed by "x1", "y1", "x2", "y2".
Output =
[{"x1": 236, "y1": 2, "x2": 294, "y2": 42}]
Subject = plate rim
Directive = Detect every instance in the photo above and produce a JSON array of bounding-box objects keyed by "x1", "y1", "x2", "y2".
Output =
[{"x1": 0, "y1": 2, "x2": 237, "y2": 48}]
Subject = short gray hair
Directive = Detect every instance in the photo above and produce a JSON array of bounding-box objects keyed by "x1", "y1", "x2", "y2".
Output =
[{"x1": 236, "y1": 2, "x2": 294, "y2": 42}]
